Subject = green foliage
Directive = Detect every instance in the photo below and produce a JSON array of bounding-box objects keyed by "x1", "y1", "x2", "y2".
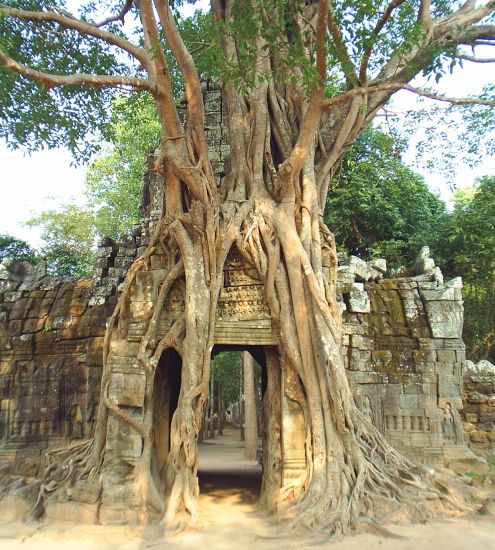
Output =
[
  {"x1": 26, "y1": 93, "x2": 160, "y2": 277},
  {"x1": 26, "y1": 204, "x2": 96, "y2": 277},
  {"x1": 325, "y1": 126, "x2": 447, "y2": 267},
  {"x1": 85, "y1": 93, "x2": 160, "y2": 237},
  {"x1": 0, "y1": 3, "x2": 216, "y2": 162},
  {"x1": 212, "y1": 351, "x2": 262, "y2": 409},
  {"x1": 0, "y1": 1, "x2": 130, "y2": 162},
  {"x1": 440, "y1": 176, "x2": 495, "y2": 352},
  {"x1": 397, "y1": 84, "x2": 495, "y2": 176},
  {"x1": 207, "y1": 1, "x2": 468, "y2": 93},
  {"x1": 212, "y1": 351, "x2": 242, "y2": 407},
  {"x1": 0, "y1": 233, "x2": 39, "y2": 263}
]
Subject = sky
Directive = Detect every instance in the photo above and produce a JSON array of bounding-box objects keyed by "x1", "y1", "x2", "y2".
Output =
[{"x1": 0, "y1": 3, "x2": 493, "y2": 248}]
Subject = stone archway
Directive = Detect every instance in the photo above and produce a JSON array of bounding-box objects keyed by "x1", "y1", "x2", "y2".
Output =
[{"x1": 98, "y1": 247, "x2": 309, "y2": 522}]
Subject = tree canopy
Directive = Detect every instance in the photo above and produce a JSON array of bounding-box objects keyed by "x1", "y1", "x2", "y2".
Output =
[
  {"x1": 1, "y1": 1, "x2": 495, "y2": 165},
  {"x1": 325, "y1": 126, "x2": 448, "y2": 266},
  {"x1": 0, "y1": 233, "x2": 38, "y2": 263},
  {"x1": 441, "y1": 175, "x2": 495, "y2": 354}
]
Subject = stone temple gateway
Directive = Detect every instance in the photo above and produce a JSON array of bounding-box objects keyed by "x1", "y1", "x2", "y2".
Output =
[{"x1": 0, "y1": 82, "x2": 480, "y2": 523}]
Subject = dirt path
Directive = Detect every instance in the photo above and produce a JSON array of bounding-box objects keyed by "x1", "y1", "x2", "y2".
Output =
[{"x1": 0, "y1": 428, "x2": 494, "y2": 549}]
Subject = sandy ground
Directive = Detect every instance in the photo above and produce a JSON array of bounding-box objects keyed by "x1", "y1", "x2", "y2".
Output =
[{"x1": 0, "y1": 428, "x2": 494, "y2": 550}]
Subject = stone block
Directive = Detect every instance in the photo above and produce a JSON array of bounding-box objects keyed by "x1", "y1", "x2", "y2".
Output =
[
  {"x1": 420, "y1": 287, "x2": 459, "y2": 302},
  {"x1": 423, "y1": 300, "x2": 463, "y2": 339},
  {"x1": 438, "y1": 374, "x2": 460, "y2": 399},
  {"x1": 341, "y1": 282, "x2": 364, "y2": 292},
  {"x1": 102, "y1": 478, "x2": 141, "y2": 507},
  {"x1": 69, "y1": 479, "x2": 102, "y2": 504},
  {"x1": 108, "y1": 372, "x2": 146, "y2": 407},
  {"x1": 479, "y1": 411, "x2": 495, "y2": 423},
  {"x1": 469, "y1": 430, "x2": 489, "y2": 444},
  {"x1": 438, "y1": 397, "x2": 463, "y2": 409},
  {"x1": 436, "y1": 349, "x2": 456, "y2": 363},
  {"x1": 45, "y1": 501, "x2": 98, "y2": 524},
  {"x1": 445, "y1": 277, "x2": 463, "y2": 289},
  {"x1": 353, "y1": 372, "x2": 380, "y2": 384},
  {"x1": 345, "y1": 291, "x2": 370, "y2": 313},
  {"x1": 409, "y1": 432, "x2": 432, "y2": 446},
  {"x1": 399, "y1": 394, "x2": 419, "y2": 409},
  {"x1": 337, "y1": 267, "x2": 356, "y2": 284},
  {"x1": 99, "y1": 505, "x2": 140, "y2": 525},
  {"x1": 369, "y1": 258, "x2": 387, "y2": 273},
  {"x1": 0, "y1": 495, "x2": 32, "y2": 523}
]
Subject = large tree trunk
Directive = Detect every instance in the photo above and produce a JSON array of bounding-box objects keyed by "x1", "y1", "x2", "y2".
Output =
[
  {"x1": 243, "y1": 352, "x2": 257, "y2": 461},
  {"x1": 32, "y1": 0, "x2": 469, "y2": 536}
]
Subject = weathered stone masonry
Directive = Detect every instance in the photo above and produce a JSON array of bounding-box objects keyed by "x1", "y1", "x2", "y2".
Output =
[
  {"x1": 339, "y1": 258, "x2": 467, "y2": 466},
  {"x1": 0, "y1": 232, "x2": 471, "y2": 469}
]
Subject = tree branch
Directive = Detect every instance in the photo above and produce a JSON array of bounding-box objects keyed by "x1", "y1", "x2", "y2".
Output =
[
  {"x1": 365, "y1": 2, "x2": 495, "y2": 111},
  {"x1": 322, "y1": 82, "x2": 495, "y2": 110},
  {"x1": 137, "y1": 0, "x2": 180, "y2": 123},
  {"x1": 418, "y1": 0, "x2": 432, "y2": 24},
  {"x1": 154, "y1": 0, "x2": 215, "y2": 197},
  {"x1": 433, "y1": 0, "x2": 495, "y2": 38},
  {"x1": 96, "y1": 0, "x2": 133, "y2": 28},
  {"x1": 458, "y1": 53, "x2": 495, "y2": 63},
  {"x1": 0, "y1": 49, "x2": 159, "y2": 92},
  {"x1": 359, "y1": 0, "x2": 408, "y2": 84},
  {"x1": 463, "y1": 24, "x2": 495, "y2": 42},
  {"x1": 460, "y1": 0, "x2": 477, "y2": 12},
  {"x1": 0, "y1": 5, "x2": 149, "y2": 67},
  {"x1": 327, "y1": 4, "x2": 358, "y2": 86},
  {"x1": 280, "y1": 0, "x2": 329, "y2": 195}
]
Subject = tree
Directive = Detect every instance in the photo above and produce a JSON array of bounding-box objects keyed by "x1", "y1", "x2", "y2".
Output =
[
  {"x1": 83, "y1": 95, "x2": 160, "y2": 238},
  {"x1": 0, "y1": 234, "x2": 38, "y2": 263},
  {"x1": 2, "y1": 0, "x2": 494, "y2": 536},
  {"x1": 26, "y1": 205, "x2": 96, "y2": 277},
  {"x1": 441, "y1": 176, "x2": 495, "y2": 355},
  {"x1": 326, "y1": 126, "x2": 448, "y2": 266},
  {"x1": 243, "y1": 351, "x2": 257, "y2": 460}
]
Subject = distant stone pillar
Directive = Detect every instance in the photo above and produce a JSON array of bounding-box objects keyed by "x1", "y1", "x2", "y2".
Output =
[{"x1": 243, "y1": 352, "x2": 257, "y2": 460}]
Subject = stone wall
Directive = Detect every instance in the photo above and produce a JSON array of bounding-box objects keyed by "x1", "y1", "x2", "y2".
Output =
[
  {"x1": 0, "y1": 260, "x2": 112, "y2": 460},
  {"x1": 337, "y1": 255, "x2": 469, "y2": 467},
  {"x1": 0, "y1": 244, "x2": 474, "y2": 470},
  {"x1": 462, "y1": 360, "x2": 495, "y2": 450}
]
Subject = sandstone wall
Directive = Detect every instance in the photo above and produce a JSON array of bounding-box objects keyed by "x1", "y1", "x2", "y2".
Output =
[
  {"x1": 0, "y1": 261, "x2": 111, "y2": 460},
  {"x1": 337, "y1": 256, "x2": 468, "y2": 467},
  {"x1": 462, "y1": 360, "x2": 495, "y2": 449},
  {"x1": 0, "y1": 200, "x2": 170, "y2": 461},
  {"x1": 0, "y1": 245, "x2": 473, "y2": 469}
]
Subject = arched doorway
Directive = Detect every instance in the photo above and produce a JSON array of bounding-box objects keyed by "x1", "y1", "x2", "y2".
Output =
[
  {"x1": 150, "y1": 343, "x2": 305, "y2": 513},
  {"x1": 196, "y1": 345, "x2": 283, "y2": 512},
  {"x1": 151, "y1": 348, "x2": 182, "y2": 496}
]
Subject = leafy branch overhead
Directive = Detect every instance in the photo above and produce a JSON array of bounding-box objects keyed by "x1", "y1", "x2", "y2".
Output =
[{"x1": 0, "y1": 1, "x2": 494, "y2": 165}]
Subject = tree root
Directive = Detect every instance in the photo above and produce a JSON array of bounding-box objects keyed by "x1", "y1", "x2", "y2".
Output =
[{"x1": 26, "y1": 439, "x2": 94, "y2": 522}]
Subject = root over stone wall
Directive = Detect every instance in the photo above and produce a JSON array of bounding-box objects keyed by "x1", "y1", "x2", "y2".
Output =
[{"x1": 0, "y1": 231, "x2": 481, "y2": 472}]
